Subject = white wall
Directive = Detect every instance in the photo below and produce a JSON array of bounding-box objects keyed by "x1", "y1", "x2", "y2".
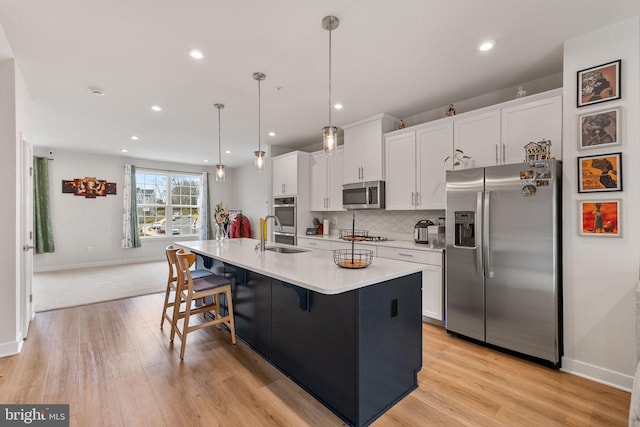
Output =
[
  {"x1": 33, "y1": 150, "x2": 234, "y2": 271},
  {"x1": 562, "y1": 17, "x2": 640, "y2": 390},
  {"x1": 232, "y1": 162, "x2": 270, "y2": 238}
]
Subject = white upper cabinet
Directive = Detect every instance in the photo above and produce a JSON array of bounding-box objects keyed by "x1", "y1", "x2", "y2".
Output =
[
  {"x1": 272, "y1": 151, "x2": 309, "y2": 197},
  {"x1": 501, "y1": 95, "x2": 562, "y2": 163},
  {"x1": 310, "y1": 147, "x2": 344, "y2": 211},
  {"x1": 385, "y1": 118, "x2": 453, "y2": 210},
  {"x1": 384, "y1": 131, "x2": 416, "y2": 210},
  {"x1": 451, "y1": 89, "x2": 562, "y2": 169},
  {"x1": 453, "y1": 109, "x2": 501, "y2": 169},
  {"x1": 343, "y1": 114, "x2": 398, "y2": 185}
]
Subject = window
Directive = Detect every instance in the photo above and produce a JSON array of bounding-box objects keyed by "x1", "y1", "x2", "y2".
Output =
[{"x1": 136, "y1": 170, "x2": 202, "y2": 238}]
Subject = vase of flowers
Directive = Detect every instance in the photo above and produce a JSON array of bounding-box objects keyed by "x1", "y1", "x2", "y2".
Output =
[{"x1": 214, "y1": 201, "x2": 230, "y2": 241}]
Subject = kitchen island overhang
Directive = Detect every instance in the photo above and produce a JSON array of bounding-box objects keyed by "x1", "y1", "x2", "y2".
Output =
[{"x1": 176, "y1": 238, "x2": 423, "y2": 427}]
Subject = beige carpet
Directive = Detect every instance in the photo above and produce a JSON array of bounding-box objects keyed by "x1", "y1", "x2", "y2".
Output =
[{"x1": 33, "y1": 261, "x2": 167, "y2": 312}]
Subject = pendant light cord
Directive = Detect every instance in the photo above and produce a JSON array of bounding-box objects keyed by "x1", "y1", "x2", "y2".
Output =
[
  {"x1": 217, "y1": 107, "x2": 222, "y2": 164},
  {"x1": 258, "y1": 77, "x2": 262, "y2": 152},
  {"x1": 328, "y1": 22, "x2": 332, "y2": 128}
]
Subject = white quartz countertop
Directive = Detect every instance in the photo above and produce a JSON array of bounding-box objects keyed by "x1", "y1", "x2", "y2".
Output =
[
  {"x1": 297, "y1": 234, "x2": 444, "y2": 252},
  {"x1": 176, "y1": 238, "x2": 423, "y2": 295}
]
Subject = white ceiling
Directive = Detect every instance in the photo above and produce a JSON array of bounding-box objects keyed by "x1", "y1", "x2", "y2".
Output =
[{"x1": 0, "y1": 0, "x2": 639, "y2": 168}]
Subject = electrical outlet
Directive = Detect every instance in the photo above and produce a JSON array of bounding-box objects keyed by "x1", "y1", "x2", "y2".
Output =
[{"x1": 87, "y1": 246, "x2": 93, "y2": 253}]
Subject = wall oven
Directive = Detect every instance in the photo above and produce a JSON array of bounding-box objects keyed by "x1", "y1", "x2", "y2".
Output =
[
  {"x1": 273, "y1": 197, "x2": 296, "y2": 234},
  {"x1": 342, "y1": 180, "x2": 385, "y2": 209}
]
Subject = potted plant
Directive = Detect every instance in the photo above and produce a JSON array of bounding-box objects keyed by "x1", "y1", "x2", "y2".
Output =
[{"x1": 444, "y1": 149, "x2": 473, "y2": 168}]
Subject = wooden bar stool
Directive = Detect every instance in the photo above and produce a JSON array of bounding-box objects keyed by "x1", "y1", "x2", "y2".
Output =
[
  {"x1": 160, "y1": 245, "x2": 214, "y2": 330},
  {"x1": 171, "y1": 249, "x2": 236, "y2": 360}
]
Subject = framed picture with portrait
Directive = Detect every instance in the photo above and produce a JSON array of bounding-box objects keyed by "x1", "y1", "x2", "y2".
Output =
[
  {"x1": 579, "y1": 200, "x2": 621, "y2": 237},
  {"x1": 577, "y1": 60, "x2": 621, "y2": 107},
  {"x1": 578, "y1": 107, "x2": 620, "y2": 150},
  {"x1": 577, "y1": 152, "x2": 622, "y2": 193}
]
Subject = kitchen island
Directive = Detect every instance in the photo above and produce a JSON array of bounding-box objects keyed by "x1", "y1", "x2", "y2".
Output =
[{"x1": 177, "y1": 238, "x2": 423, "y2": 427}]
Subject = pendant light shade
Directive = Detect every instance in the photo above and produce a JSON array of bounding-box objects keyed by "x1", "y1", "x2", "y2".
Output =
[
  {"x1": 253, "y1": 72, "x2": 266, "y2": 171},
  {"x1": 214, "y1": 103, "x2": 225, "y2": 182},
  {"x1": 322, "y1": 15, "x2": 339, "y2": 155}
]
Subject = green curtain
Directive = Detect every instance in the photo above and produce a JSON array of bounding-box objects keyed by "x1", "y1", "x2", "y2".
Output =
[
  {"x1": 122, "y1": 164, "x2": 141, "y2": 248},
  {"x1": 33, "y1": 156, "x2": 55, "y2": 253}
]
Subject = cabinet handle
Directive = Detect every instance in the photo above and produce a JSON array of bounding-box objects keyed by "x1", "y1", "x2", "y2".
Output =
[
  {"x1": 416, "y1": 192, "x2": 420, "y2": 206},
  {"x1": 495, "y1": 144, "x2": 499, "y2": 163},
  {"x1": 502, "y1": 143, "x2": 506, "y2": 162},
  {"x1": 411, "y1": 192, "x2": 414, "y2": 206},
  {"x1": 398, "y1": 253, "x2": 414, "y2": 258}
]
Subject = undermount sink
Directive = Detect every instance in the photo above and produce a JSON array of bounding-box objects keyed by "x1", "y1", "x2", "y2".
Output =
[{"x1": 264, "y1": 246, "x2": 309, "y2": 254}]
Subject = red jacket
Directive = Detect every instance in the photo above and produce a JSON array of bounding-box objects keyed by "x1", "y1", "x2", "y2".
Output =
[{"x1": 230, "y1": 214, "x2": 252, "y2": 238}]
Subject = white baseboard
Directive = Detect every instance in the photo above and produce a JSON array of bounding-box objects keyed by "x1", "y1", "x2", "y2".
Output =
[
  {"x1": 561, "y1": 357, "x2": 634, "y2": 392},
  {"x1": 34, "y1": 256, "x2": 164, "y2": 273},
  {"x1": 0, "y1": 336, "x2": 23, "y2": 358}
]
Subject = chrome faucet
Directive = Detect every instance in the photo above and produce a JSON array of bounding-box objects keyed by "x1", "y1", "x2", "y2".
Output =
[{"x1": 258, "y1": 215, "x2": 282, "y2": 251}]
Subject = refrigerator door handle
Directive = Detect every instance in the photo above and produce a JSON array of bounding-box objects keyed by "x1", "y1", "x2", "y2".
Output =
[
  {"x1": 484, "y1": 191, "x2": 493, "y2": 278},
  {"x1": 476, "y1": 191, "x2": 484, "y2": 277}
]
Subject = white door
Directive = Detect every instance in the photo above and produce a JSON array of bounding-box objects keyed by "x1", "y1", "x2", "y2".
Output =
[
  {"x1": 453, "y1": 109, "x2": 501, "y2": 168},
  {"x1": 384, "y1": 131, "x2": 416, "y2": 210},
  {"x1": 501, "y1": 95, "x2": 562, "y2": 163},
  {"x1": 21, "y1": 137, "x2": 34, "y2": 337},
  {"x1": 416, "y1": 119, "x2": 453, "y2": 210},
  {"x1": 309, "y1": 152, "x2": 328, "y2": 211}
]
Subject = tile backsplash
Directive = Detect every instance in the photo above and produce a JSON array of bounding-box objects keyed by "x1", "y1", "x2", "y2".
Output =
[{"x1": 311, "y1": 209, "x2": 445, "y2": 241}]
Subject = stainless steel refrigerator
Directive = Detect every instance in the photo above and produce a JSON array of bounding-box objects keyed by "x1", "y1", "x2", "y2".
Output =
[{"x1": 445, "y1": 160, "x2": 561, "y2": 367}]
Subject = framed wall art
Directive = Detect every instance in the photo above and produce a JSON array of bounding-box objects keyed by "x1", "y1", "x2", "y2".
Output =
[
  {"x1": 578, "y1": 107, "x2": 620, "y2": 150},
  {"x1": 62, "y1": 177, "x2": 117, "y2": 198},
  {"x1": 577, "y1": 59, "x2": 621, "y2": 107},
  {"x1": 577, "y1": 152, "x2": 622, "y2": 193},
  {"x1": 579, "y1": 199, "x2": 620, "y2": 237}
]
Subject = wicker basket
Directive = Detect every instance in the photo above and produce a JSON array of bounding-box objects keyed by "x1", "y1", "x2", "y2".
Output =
[
  {"x1": 338, "y1": 229, "x2": 369, "y2": 241},
  {"x1": 333, "y1": 249, "x2": 373, "y2": 269}
]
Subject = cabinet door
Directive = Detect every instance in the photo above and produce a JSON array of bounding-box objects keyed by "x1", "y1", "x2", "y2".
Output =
[
  {"x1": 343, "y1": 125, "x2": 363, "y2": 184},
  {"x1": 453, "y1": 109, "x2": 501, "y2": 168},
  {"x1": 309, "y1": 152, "x2": 328, "y2": 211},
  {"x1": 416, "y1": 120, "x2": 453, "y2": 210},
  {"x1": 501, "y1": 95, "x2": 562, "y2": 164},
  {"x1": 231, "y1": 269, "x2": 272, "y2": 357},
  {"x1": 272, "y1": 154, "x2": 297, "y2": 196},
  {"x1": 384, "y1": 131, "x2": 416, "y2": 210},
  {"x1": 422, "y1": 265, "x2": 443, "y2": 321},
  {"x1": 327, "y1": 148, "x2": 344, "y2": 210},
  {"x1": 362, "y1": 120, "x2": 384, "y2": 181}
]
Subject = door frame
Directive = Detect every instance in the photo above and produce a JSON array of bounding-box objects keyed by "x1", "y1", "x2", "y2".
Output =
[{"x1": 20, "y1": 135, "x2": 34, "y2": 337}]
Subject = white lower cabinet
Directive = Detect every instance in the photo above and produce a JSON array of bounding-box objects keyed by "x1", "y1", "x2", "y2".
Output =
[{"x1": 376, "y1": 246, "x2": 443, "y2": 322}]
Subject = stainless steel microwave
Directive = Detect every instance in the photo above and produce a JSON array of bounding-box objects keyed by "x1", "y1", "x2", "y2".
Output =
[{"x1": 342, "y1": 181, "x2": 385, "y2": 209}]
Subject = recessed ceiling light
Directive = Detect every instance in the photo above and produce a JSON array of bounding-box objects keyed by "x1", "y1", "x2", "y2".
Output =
[
  {"x1": 268, "y1": 132, "x2": 276, "y2": 137},
  {"x1": 334, "y1": 103, "x2": 343, "y2": 110},
  {"x1": 478, "y1": 40, "x2": 496, "y2": 51},
  {"x1": 151, "y1": 105, "x2": 162, "y2": 112},
  {"x1": 225, "y1": 150, "x2": 231, "y2": 154},
  {"x1": 189, "y1": 49, "x2": 204, "y2": 60},
  {"x1": 120, "y1": 149, "x2": 128, "y2": 153},
  {"x1": 204, "y1": 159, "x2": 209, "y2": 163},
  {"x1": 130, "y1": 135, "x2": 139, "y2": 140},
  {"x1": 89, "y1": 89, "x2": 104, "y2": 96}
]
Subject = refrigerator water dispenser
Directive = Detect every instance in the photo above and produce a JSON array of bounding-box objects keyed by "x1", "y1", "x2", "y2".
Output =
[{"x1": 454, "y1": 211, "x2": 475, "y2": 247}]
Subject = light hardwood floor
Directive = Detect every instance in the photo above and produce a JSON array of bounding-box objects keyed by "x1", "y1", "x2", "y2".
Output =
[{"x1": 0, "y1": 293, "x2": 630, "y2": 426}]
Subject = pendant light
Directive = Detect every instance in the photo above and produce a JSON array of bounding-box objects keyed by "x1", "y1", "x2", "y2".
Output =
[
  {"x1": 322, "y1": 15, "x2": 339, "y2": 156},
  {"x1": 214, "y1": 103, "x2": 225, "y2": 182},
  {"x1": 253, "y1": 72, "x2": 266, "y2": 171}
]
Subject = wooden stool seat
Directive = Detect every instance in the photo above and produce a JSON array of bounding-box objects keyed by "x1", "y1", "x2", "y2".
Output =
[
  {"x1": 161, "y1": 245, "x2": 214, "y2": 330},
  {"x1": 171, "y1": 249, "x2": 236, "y2": 360}
]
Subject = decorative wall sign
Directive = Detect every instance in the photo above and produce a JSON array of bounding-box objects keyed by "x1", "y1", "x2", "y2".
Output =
[
  {"x1": 579, "y1": 200, "x2": 620, "y2": 237},
  {"x1": 577, "y1": 152, "x2": 622, "y2": 193},
  {"x1": 578, "y1": 107, "x2": 620, "y2": 150},
  {"x1": 62, "y1": 177, "x2": 117, "y2": 198},
  {"x1": 577, "y1": 60, "x2": 621, "y2": 107}
]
